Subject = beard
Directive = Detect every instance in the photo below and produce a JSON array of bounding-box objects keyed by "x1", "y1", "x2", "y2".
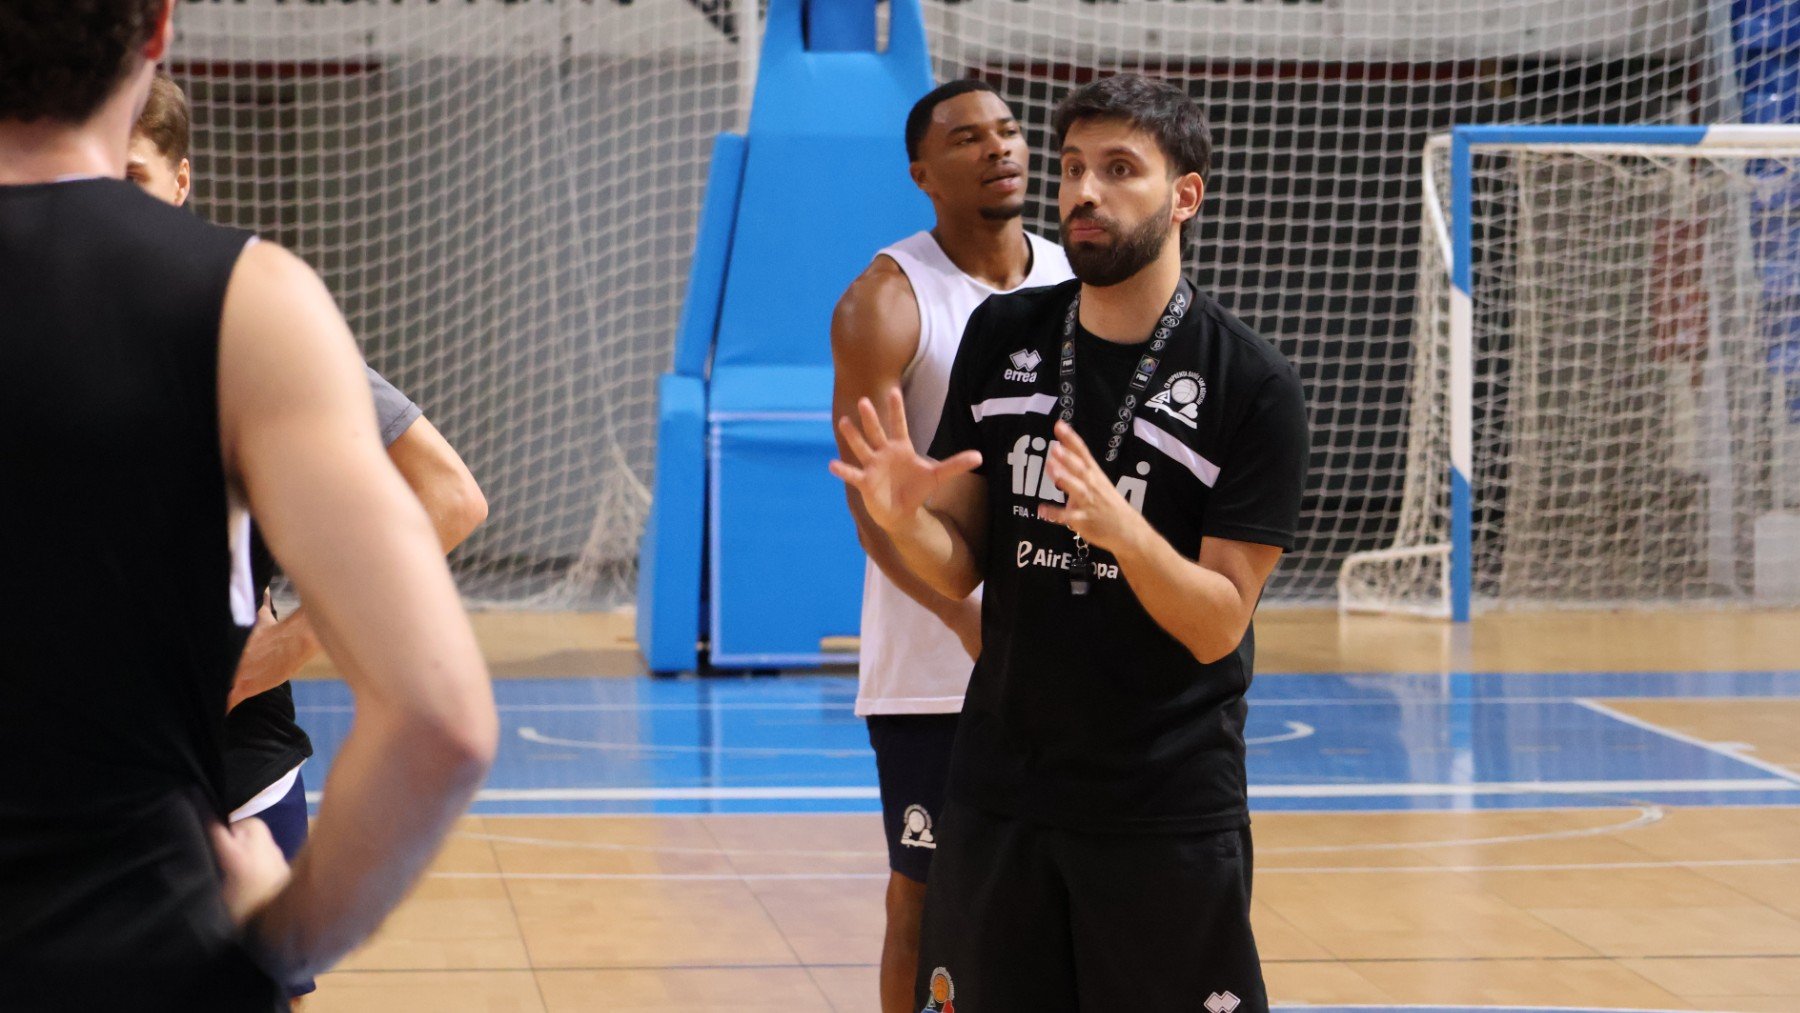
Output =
[{"x1": 1061, "y1": 195, "x2": 1172, "y2": 287}]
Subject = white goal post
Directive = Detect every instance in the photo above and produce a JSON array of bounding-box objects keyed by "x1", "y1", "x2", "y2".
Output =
[{"x1": 1341, "y1": 125, "x2": 1800, "y2": 619}]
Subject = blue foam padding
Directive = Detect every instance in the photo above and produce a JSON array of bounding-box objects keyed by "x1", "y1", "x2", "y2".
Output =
[
  {"x1": 714, "y1": 135, "x2": 930, "y2": 370},
  {"x1": 646, "y1": 0, "x2": 935, "y2": 669},
  {"x1": 709, "y1": 412, "x2": 864, "y2": 667},
  {"x1": 710, "y1": 363, "x2": 835, "y2": 414},
  {"x1": 806, "y1": 0, "x2": 878, "y2": 52},
  {"x1": 672, "y1": 134, "x2": 747, "y2": 380},
  {"x1": 751, "y1": 0, "x2": 930, "y2": 138},
  {"x1": 713, "y1": 0, "x2": 933, "y2": 371},
  {"x1": 636, "y1": 373, "x2": 708, "y2": 673}
]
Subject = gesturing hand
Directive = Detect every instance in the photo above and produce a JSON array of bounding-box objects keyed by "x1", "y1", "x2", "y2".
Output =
[
  {"x1": 210, "y1": 817, "x2": 291, "y2": 929},
  {"x1": 829, "y1": 388, "x2": 982, "y2": 534},
  {"x1": 1037, "y1": 420, "x2": 1150, "y2": 556},
  {"x1": 227, "y1": 596, "x2": 308, "y2": 712}
]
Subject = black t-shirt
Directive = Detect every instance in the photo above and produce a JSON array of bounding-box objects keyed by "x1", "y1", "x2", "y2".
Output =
[
  {"x1": 0, "y1": 178, "x2": 282, "y2": 1008},
  {"x1": 928, "y1": 278, "x2": 1309, "y2": 833},
  {"x1": 221, "y1": 531, "x2": 311, "y2": 812},
  {"x1": 223, "y1": 365, "x2": 422, "y2": 811}
]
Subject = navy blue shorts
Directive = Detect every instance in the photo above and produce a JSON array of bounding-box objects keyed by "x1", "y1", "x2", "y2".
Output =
[
  {"x1": 237, "y1": 769, "x2": 315, "y2": 999},
  {"x1": 866, "y1": 714, "x2": 959, "y2": 884}
]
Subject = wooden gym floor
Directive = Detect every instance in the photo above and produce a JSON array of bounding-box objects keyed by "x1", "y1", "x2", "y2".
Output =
[{"x1": 289, "y1": 610, "x2": 1800, "y2": 1012}]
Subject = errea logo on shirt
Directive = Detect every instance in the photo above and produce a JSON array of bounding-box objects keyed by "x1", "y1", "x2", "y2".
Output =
[{"x1": 1004, "y1": 348, "x2": 1042, "y2": 383}]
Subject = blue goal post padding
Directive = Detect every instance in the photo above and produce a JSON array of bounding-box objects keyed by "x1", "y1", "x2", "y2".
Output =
[
  {"x1": 638, "y1": 0, "x2": 934, "y2": 671},
  {"x1": 636, "y1": 134, "x2": 748, "y2": 673},
  {"x1": 636, "y1": 373, "x2": 708, "y2": 672}
]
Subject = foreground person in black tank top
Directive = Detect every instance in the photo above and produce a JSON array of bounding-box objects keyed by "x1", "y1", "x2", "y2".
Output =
[
  {"x1": 127, "y1": 78, "x2": 490, "y2": 1002},
  {"x1": 0, "y1": 4, "x2": 498, "y2": 1010},
  {"x1": 831, "y1": 75, "x2": 1309, "y2": 1012}
]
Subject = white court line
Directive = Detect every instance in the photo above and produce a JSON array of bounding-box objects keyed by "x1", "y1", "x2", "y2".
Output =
[
  {"x1": 1267, "y1": 1006, "x2": 1708, "y2": 1013},
  {"x1": 457, "y1": 805, "x2": 1661, "y2": 860},
  {"x1": 427, "y1": 855, "x2": 1800, "y2": 884},
  {"x1": 293, "y1": 692, "x2": 1800, "y2": 714},
  {"x1": 1576, "y1": 698, "x2": 1800, "y2": 785},
  {"x1": 1248, "y1": 778, "x2": 1794, "y2": 798},
  {"x1": 522, "y1": 722, "x2": 1306, "y2": 754},
  {"x1": 462, "y1": 830, "x2": 888, "y2": 859},
  {"x1": 1259, "y1": 804, "x2": 1662, "y2": 855},
  {"x1": 1248, "y1": 721, "x2": 1315, "y2": 746},
  {"x1": 306, "y1": 778, "x2": 1796, "y2": 806},
  {"x1": 471, "y1": 802, "x2": 1800, "y2": 819},
  {"x1": 475, "y1": 786, "x2": 879, "y2": 802},
  {"x1": 432, "y1": 871, "x2": 887, "y2": 882},
  {"x1": 518, "y1": 726, "x2": 870, "y2": 758}
]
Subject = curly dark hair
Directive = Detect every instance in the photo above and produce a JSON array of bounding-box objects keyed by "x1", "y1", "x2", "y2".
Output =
[
  {"x1": 1052, "y1": 73, "x2": 1212, "y2": 189},
  {"x1": 0, "y1": 0, "x2": 167, "y2": 124}
]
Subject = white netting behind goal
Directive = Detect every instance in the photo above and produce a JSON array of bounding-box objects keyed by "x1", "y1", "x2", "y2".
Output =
[
  {"x1": 1344, "y1": 137, "x2": 1800, "y2": 613},
  {"x1": 173, "y1": 4, "x2": 745, "y2": 607},
  {"x1": 172, "y1": 1, "x2": 1759, "y2": 609}
]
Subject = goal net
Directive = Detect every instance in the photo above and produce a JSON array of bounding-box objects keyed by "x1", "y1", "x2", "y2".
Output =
[
  {"x1": 173, "y1": 3, "x2": 746, "y2": 607},
  {"x1": 1341, "y1": 128, "x2": 1800, "y2": 615},
  {"x1": 170, "y1": 1, "x2": 1759, "y2": 610}
]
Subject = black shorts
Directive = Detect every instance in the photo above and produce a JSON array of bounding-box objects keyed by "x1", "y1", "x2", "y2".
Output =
[
  {"x1": 915, "y1": 801, "x2": 1266, "y2": 1013},
  {"x1": 866, "y1": 713, "x2": 959, "y2": 884}
]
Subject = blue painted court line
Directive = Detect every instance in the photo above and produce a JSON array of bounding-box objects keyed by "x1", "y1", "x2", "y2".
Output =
[{"x1": 292, "y1": 672, "x2": 1800, "y2": 816}]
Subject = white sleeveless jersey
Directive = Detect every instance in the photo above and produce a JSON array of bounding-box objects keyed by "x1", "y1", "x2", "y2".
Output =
[{"x1": 856, "y1": 229, "x2": 1074, "y2": 716}]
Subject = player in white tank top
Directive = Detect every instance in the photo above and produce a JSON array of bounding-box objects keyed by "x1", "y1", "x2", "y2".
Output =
[
  {"x1": 828, "y1": 80, "x2": 1073, "y2": 1013},
  {"x1": 856, "y1": 231, "x2": 1071, "y2": 712}
]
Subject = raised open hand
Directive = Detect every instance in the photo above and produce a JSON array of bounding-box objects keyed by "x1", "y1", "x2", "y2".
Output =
[
  {"x1": 1038, "y1": 420, "x2": 1150, "y2": 556},
  {"x1": 828, "y1": 388, "x2": 982, "y2": 534}
]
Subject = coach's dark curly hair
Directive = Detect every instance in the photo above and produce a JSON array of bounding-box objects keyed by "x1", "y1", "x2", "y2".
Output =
[
  {"x1": 1052, "y1": 74, "x2": 1212, "y2": 188},
  {"x1": 1052, "y1": 74, "x2": 1212, "y2": 241},
  {"x1": 0, "y1": 0, "x2": 167, "y2": 124}
]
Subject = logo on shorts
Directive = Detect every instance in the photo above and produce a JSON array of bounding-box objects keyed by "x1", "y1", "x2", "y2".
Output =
[
  {"x1": 1147, "y1": 370, "x2": 1205, "y2": 428},
  {"x1": 899, "y1": 804, "x2": 937, "y2": 850},
  {"x1": 1005, "y1": 348, "x2": 1042, "y2": 383},
  {"x1": 1205, "y1": 991, "x2": 1241, "y2": 1013},
  {"x1": 921, "y1": 966, "x2": 955, "y2": 1013}
]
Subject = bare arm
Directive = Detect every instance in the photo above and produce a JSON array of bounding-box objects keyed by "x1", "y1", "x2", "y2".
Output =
[
  {"x1": 1041, "y1": 420, "x2": 1281, "y2": 664},
  {"x1": 386, "y1": 415, "x2": 489, "y2": 550},
  {"x1": 226, "y1": 415, "x2": 490, "y2": 709},
  {"x1": 217, "y1": 241, "x2": 496, "y2": 978},
  {"x1": 1112, "y1": 532, "x2": 1281, "y2": 665},
  {"x1": 831, "y1": 389, "x2": 987, "y2": 602},
  {"x1": 831, "y1": 260, "x2": 980, "y2": 655}
]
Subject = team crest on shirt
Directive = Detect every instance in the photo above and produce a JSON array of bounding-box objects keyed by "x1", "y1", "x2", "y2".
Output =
[
  {"x1": 1005, "y1": 348, "x2": 1042, "y2": 383},
  {"x1": 1147, "y1": 370, "x2": 1206, "y2": 427},
  {"x1": 1205, "y1": 990, "x2": 1242, "y2": 1013},
  {"x1": 899, "y1": 804, "x2": 937, "y2": 850},
  {"x1": 921, "y1": 967, "x2": 955, "y2": 1013}
]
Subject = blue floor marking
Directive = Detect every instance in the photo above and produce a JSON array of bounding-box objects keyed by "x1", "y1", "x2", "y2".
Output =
[{"x1": 292, "y1": 671, "x2": 1800, "y2": 816}]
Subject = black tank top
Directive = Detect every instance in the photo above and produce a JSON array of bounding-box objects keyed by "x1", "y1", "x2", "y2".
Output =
[{"x1": 0, "y1": 178, "x2": 282, "y2": 1010}]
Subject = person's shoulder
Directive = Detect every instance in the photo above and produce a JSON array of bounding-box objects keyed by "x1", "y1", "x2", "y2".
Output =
[
  {"x1": 959, "y1": 278, "x2": 1075, "y2": 361},
  {"x1": 831, "y1": 252, "x2": 919, "y2": 346},
  {"x1": 981, "y1": 276, "x2": 1078, "y2": 327},
  {"x1": 1022, "y1": 230, "x2": 1075, "y2": 282},
  {"x1": 88, "y1": 180, "x2": 254, "y2": 259},
  {"x1": 1192, "y1": 287, "x2": 1298, "y2": 385}
]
